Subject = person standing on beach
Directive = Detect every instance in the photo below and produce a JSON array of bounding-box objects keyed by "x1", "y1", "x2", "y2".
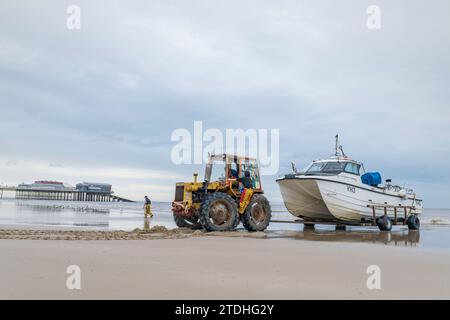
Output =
[{"x1": 143, "y1": 196, "x2": 153, "y2": 218}]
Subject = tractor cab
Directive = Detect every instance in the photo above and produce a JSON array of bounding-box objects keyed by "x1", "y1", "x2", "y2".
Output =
[{"x1": 204, "y1": 154, "x2": 263, "y2": 194}]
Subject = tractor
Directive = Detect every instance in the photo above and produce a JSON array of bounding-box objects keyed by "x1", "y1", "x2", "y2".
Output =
[{"x1": 171, "y1": 154, "x2": 272, "y2": 232}]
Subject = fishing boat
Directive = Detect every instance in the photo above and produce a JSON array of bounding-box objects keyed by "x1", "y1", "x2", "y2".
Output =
[{"x1": 276, "y1": 135, "x2": 422, "y2": 230}]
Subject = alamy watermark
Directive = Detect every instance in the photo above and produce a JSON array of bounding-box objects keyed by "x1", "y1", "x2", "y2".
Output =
[
  {"x1": 366, "y1": 265, "x2": 381, "y2": 290},
  {"x1": 366, "y1": 5, "x2": 381, "y2": 30},
  {"x1": 66, "y1": 265, "x2": 81, "y2": 290},
  {"x1": 170, "y1": 121, "x2": 279, "y2": 175},
  {"x1": 66, "y1": 5, "x2": 81, "y2": 30}
]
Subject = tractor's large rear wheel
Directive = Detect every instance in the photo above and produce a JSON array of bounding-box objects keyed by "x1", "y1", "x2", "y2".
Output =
[
  {"x1": 242, "y1": 194, "x2": 272, "y2": 232},
  {"x1": 199, "y1": 193, "x2": 238, "y2": 232},
  {"x1": 173, "y1": 214, "x2": 202, "y2": 229}
]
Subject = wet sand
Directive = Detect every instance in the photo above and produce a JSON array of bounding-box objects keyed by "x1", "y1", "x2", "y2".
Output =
[
  {"x1": 0, "y1": 226, "x2": 203, "y2": 240},
  {"x1": 1, "y1": 229, "x2": 450, "y2": 299},
  {"x1": 0, "y1": 226, "x2": 422, "y2": 245}
]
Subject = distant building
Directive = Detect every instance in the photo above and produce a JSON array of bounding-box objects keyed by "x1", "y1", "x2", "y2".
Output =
[
  {"x1": 76, "y1": 182, "x2": 112, "y2": 193},
  {"x1": 14, "y1": 180, "x2": 131, "y2": 202},
  {"x1": 18, "y1": 180, "x2": 75, "y2": 191}
]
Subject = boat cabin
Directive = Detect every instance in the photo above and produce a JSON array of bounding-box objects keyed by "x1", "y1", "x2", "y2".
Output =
[{"x1": 303, "y1": 158, "x2": 362, "y2": 176}]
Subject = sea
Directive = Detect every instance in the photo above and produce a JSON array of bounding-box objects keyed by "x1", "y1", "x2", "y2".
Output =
[{"x1": 1, "y1": 198, "x2": 450, "y2": 250}]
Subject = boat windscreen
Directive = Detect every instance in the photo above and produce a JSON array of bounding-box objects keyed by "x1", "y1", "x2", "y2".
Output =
[
  {"x1": 305, "y1": 162, "x2": 326, "y2": 173},
  {"x1": 306, "y1": 161, "x2": 347, "y2": 174},
  {"x1": 322, "y1": 162, "x2": 347, "y2": 173}
]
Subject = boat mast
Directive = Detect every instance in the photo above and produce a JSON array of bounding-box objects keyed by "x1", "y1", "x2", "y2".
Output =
[
  {"x1": 334, "y1": 134, "x2": 347, "y2": 158},
  {"x1": 335, "y1": 134, "x2": 339, "y2": 157}
]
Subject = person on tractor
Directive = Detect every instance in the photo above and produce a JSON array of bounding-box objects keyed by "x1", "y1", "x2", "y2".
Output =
[
  {"x1": 229, "y1": 168, "x2": 238, "y2": 179},
  {"x1": 237, "y1": 170, "x2": 253, "y2": 213}
]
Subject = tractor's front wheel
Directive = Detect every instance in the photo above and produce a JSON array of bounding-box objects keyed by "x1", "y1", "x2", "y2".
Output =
[
  {"x1": 173, "y1": 214, "x2": 202, "y2": 229},
  {"x1": 199, "y1": 193, "x2": 239, "y2": 232},
  {"x1": 242, "y1": 194, "x2": 272, "y2": 232}
]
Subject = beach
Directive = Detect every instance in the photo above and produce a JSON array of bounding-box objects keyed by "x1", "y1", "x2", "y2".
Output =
[
  {"x1": 1, "y1": 199, "x2": 450, "y2": 299},
  {"x1": 1, "y1": 235, "x2": 450, "y2": 299}
]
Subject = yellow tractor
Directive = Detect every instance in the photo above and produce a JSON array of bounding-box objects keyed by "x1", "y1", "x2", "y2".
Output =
[{"x1": 172, "y1": 154, "x2": 272, "y2": 232}]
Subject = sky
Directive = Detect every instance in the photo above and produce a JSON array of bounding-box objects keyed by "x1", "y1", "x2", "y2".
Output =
[{"x1": 1, "y1": 0, "x2": 449, "y2": 206}]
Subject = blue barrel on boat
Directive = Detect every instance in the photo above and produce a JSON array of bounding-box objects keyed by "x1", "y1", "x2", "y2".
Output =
[{"x1": 361, "y1": 172, "x2": 382, "y2": 186}]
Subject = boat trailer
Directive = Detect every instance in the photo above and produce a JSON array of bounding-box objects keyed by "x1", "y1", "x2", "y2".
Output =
[{"x1": 270, "y1": 204, "x2": 420, "y2": 232}]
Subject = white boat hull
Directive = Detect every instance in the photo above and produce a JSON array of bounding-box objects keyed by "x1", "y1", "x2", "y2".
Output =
[
  {"x1": 276, "y1": 178, "x2": 336, "y2": 221},
  {"x1": 277, "y1": 176, "x2": 422, "y2": 224}
]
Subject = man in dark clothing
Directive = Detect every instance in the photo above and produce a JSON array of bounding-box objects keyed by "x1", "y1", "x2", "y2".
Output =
[
  {"x1": 237, "y1": 171, "x2": 253, "y2": 189},
  {"x1": 237, "y1": 171, "x2": 254, "y2": 213}
]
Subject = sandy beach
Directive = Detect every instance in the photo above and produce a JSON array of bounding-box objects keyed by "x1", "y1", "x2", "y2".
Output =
[{"x1": 1, "y1": 229, "x2": 450, "y2": 299}]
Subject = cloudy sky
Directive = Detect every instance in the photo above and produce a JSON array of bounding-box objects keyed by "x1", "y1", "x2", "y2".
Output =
[{"x1": 1, "y1": 0, "x2": 449, "y2": 206}]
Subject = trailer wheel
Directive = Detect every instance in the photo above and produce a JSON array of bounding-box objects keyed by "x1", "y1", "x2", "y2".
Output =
[
  {"x1": 242, "y1": 194, "x2": 272, "y2": 232},
  {"x1": 199, "y1": 193, "x2": 239, "y2": 232},
  {"x1": 377, "y1": 216, "x2": 392, "y2": 231},
  {"x1": 406, "y1": 215, "x2": 420, "y2": 230},
  {"x1": 173, "y1": 214, "x2": 202, "y2": 229}
]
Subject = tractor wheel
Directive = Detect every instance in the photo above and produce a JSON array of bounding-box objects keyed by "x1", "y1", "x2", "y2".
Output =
[
  {"x1": 199, "y1": 193, "x2": 239, "y2": 232},
  {"x1": 241, "y1": 194, "x2": 272, "y2": 232},
  {"x1": 173, "y1": 214, "x2": 202, "y2": 229}
]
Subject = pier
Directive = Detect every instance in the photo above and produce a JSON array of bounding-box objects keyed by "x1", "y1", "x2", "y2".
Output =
[{"x1": 0, "y1": 183, "x2": 134, "y2": 202}]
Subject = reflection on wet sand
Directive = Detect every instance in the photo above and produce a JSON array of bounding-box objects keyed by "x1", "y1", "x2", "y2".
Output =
[
  {"x1": 12, "y1": 202, "x2": 112, "y2": 228},
  {"x1": 16, "y1": 202, "x2": 110, "y2": 214},
  {"x1": 16, "y1": 221, "x2": 110, "y2": 228},
  {"x1": 267, "y1": 229, "x2": 420, "y2": 246},
  {"x1": 143, "y1": 218, "x2": 151, "y2": 232}
]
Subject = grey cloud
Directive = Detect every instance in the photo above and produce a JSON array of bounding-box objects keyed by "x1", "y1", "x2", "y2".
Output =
[
  {"x1": 48, "y1": 163, "x2": 64, "y2": 168},
  {"x1": 1, "y1": 0, "x2": 449, "y2": 205}
]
